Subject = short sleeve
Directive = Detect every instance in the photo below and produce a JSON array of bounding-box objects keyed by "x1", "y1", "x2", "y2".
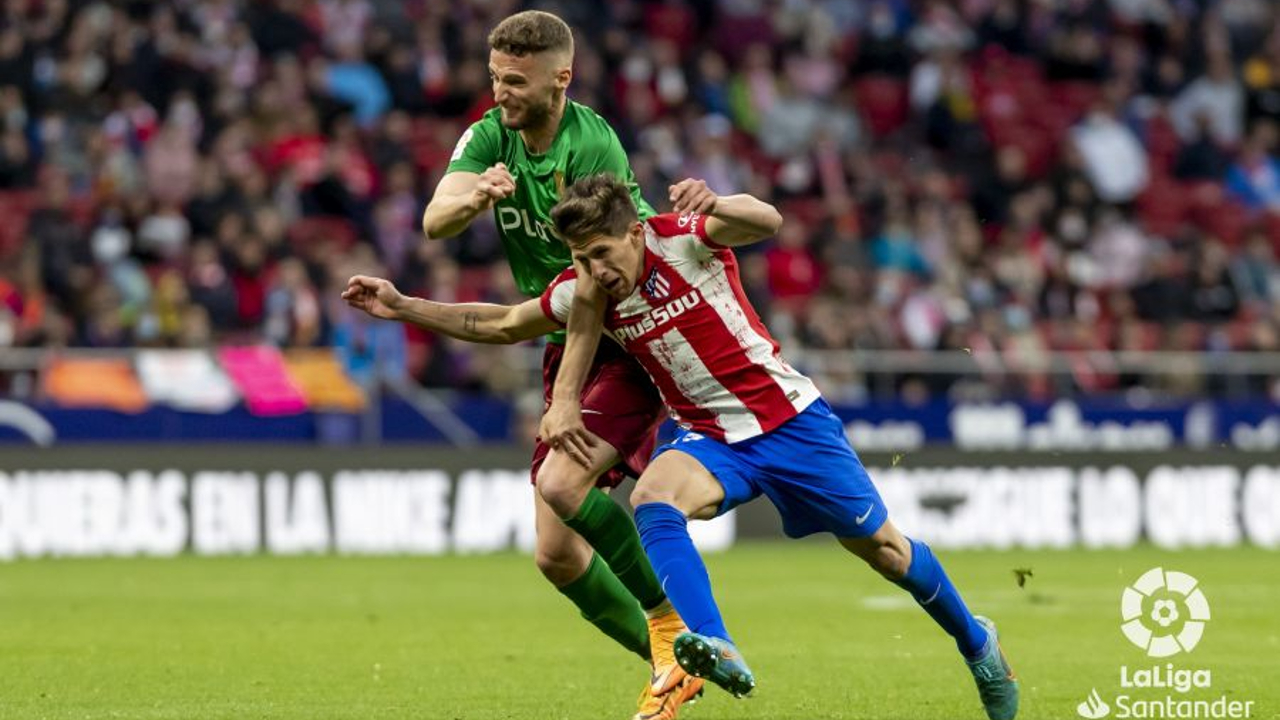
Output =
[
  {"x1": 645, "y1": 212, "x2": 713, "y2": 243},
  {"x1": 539, "y1": 269, "x2": 578, "y2": 326},
  {"x1": 644, "y1": 213, "x2": 722, "y2": 263},
  {"x1": 445, "y1": 117, "x2": 500, "y2": 175}
]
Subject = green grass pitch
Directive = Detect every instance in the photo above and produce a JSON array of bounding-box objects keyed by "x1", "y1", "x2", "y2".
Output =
[{"x1": 1, "y1": 543, "x2": 1275, "y2": 719}]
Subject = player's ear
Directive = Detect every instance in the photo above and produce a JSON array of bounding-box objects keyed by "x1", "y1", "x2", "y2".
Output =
[{"x1": 553, "y1": 64, "x2": 571, "y2": 90}]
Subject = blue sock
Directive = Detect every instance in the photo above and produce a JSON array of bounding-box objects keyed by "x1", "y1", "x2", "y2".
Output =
[
  {"x1": 894, "y1": 537, "x2": 989, "y2": 660},
  {"x1": 634, "y1": 502, "x2": 732, "y2": 642}
]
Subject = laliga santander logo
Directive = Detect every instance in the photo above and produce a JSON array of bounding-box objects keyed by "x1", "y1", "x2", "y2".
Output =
[
  {"x1": 1121, "y1": 567, "x2": 1211, "y2": 657},
  {"x1": 1076, "y1": 568, "x2": 1249, "y2": 720}
]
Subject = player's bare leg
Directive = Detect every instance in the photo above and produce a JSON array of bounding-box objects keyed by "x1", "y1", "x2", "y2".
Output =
[{"x1": 840, "y1": 523, "x2": 1019, "y2": 720}]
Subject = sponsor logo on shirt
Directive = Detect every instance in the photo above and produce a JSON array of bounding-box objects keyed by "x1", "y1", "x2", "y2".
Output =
[{"x1": 614, "y1": 291, "x2": 701, "y2": 342}]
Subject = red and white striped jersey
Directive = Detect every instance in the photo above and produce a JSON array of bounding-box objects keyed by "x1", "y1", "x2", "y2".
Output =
[{"x1": 540, "y1": 212, "x2": 819, "y2": 443}]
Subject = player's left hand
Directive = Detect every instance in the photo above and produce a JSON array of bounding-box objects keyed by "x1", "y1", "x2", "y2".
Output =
[
  {"x1": 541, "y1": 400, "x2": 598, "y2": 469},
  {"x1": 669, "y1": 178, "x2": 718, "y2": 215}
]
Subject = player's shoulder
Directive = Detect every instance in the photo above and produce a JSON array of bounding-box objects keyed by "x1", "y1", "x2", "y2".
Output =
[
  {"x1": 548, "y1": 265, "x2": 579, "y2": 288},
  {"x1": 464, "y1": 107, "x2": 515, "y2": 145},
  {"x1": 540, "y1": 266, "x2": 580, "y2": 323},
  {"x1": 564, "y1": 101, "x2": 621, "y2": 143},
  {"x1": 448, "y1": 108, "x2": 508, "y2": 169},
  {"x1": 475, "y1": 105, "x2": 505, "y2": 129}
]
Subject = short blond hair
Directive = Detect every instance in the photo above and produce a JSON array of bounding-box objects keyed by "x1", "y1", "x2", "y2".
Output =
[{"x1": 488, "y1": 11, "x2": 574, "y2": 59}]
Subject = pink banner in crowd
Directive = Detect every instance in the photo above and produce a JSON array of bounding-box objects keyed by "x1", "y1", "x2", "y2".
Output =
[{"x1": 217, "y1": 346, "x2": 309, "y2": 416}]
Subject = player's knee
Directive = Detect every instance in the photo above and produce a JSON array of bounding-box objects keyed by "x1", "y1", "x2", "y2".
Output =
[
  {"x1": 629, "y1": 478, "x2": 676, "y2": 509},
  {"x1": 536, "y1": 462, "x2": 596, "y2": 519}
]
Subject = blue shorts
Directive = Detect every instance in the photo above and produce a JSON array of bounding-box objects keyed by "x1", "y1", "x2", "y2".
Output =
[{"x1": 653, "y1": 399, "x2": 888, "y2": 539}]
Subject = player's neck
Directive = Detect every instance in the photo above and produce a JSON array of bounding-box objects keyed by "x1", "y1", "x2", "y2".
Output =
[{"x1": 520, "y1": 95, "x2": 567, "y2": 155}]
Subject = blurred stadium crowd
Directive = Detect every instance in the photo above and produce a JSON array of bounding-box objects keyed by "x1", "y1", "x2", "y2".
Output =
[{"x1": 1, "y1": 0, "x2": 1279, "y2": 400}]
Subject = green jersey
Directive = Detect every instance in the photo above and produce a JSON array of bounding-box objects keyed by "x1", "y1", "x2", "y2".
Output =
[{"x1": 445, "y1": 100, "x2": 655, "y2": 301}]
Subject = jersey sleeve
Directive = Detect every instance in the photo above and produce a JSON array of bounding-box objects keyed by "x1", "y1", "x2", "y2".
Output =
[
  {"x1": 644, "y1": 213, "x2": 721, "y2": 262},
  {"x1": 568, "y1": 115, "x2": 656, "y2": 219},
  {"x1": 539, "y1": 268, "x2": 579, "y2": 326},
  {"x1": 445, "y1": 115, "x2": 500, "y2": 175}
]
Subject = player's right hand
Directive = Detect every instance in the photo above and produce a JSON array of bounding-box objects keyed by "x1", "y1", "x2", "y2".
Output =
[
  {"x1": 540, "y1": 399, "x2": 598, "y2": 469},
  {"x1": 342, "y1": 275, "x2": 404, "y2": 321},
  {"x1": 470, "y1": 162, "x2": 516, "y2": 211}
]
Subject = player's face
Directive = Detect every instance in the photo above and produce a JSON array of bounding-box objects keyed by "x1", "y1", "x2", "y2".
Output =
[
  {"x1": 571, "y1": 223, "x2": 645, "y2": 300},
  {"x1": 488, "y1": 50, "x2": 569, "y2": 131}
]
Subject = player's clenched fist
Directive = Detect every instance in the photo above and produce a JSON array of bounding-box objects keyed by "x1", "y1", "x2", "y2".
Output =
[
  {"x1": 342, "y1": 275, "x2": 405, "y2": 320},
  {"x1": 669, "y1": 178, "x2": 718, "y2": 215},
  {"x1": 471, "y1": 162, "x2": 516, "y2": 211}
]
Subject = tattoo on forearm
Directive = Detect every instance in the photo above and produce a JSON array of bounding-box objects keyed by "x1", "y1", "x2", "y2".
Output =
[{"x1": 463, "y1": 312, "x2": 478, "y2": 336}]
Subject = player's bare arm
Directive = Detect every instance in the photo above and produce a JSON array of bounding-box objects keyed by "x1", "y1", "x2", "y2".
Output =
[
  {"x1": 541, "y1": 273, "x2": 608, "y2": 468},
  {"x1": 421, "y1": 164, "x2": 516, "y2": 239},
  {"x1": 669, "y1": 178, "x2": 784, "y2": 247},
  {"x1": 342, "y1": 274, "x2": 554, "y2": 344}
]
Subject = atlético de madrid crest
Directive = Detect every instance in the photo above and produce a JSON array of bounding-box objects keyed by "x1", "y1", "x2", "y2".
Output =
[{"x1": 642, "y1": 267, "x2": 671, "y2": 299}]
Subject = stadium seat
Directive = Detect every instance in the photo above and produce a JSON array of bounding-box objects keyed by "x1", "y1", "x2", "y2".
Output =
[
  {"x1": 854, "y1": 75, "x2": 910, "y2": 138},
  {"x1": 287, "y1": 215, "x2": 359, "y2": 253},
  {"x1": 1188, "y1": 187, "x2": 1254, "y2": 248},
  {"x1": 1144, "y1": 113, "x2": 1183, "y2": 175},
  {"x1": 1049, "y1": 81, "x2": 1102, "y2": 117},
  {"x1": 0, "y1": 189, "x2": 35, "y2": 260},
  {"x1": 1137, "y1": 177, "x2": 1192, "y2": 238},
  {"x1": 1264, "y1": 213, "x2": 1280, "y2": 255}
]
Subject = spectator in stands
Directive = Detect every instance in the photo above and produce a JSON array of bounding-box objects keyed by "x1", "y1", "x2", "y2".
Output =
[
  {"x1": 1243, "y1": 28, "x2": 1280, "y2": 127},
  {"x1": 1231, "y1": 229, "x2": 1279, "y2": 307},
  {"x1": 1174, "y1": 113, "x2": 1233, "y2": 181},
  {"x1": 1225, "y1": 122, "x2": 1280, "y2": 211},
  {"x1": 1170, "y1": 50, "x2": 1244, "y2": 148},
  {"x1": 0, "y1": 0, "x2": 1273, "y2": 401},
  {"x1": 1071, "y1": 82, "x2": 1150, "y2": 203}
]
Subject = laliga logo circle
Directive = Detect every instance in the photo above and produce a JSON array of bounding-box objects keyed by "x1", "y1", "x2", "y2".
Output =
[{"x1": 1120, "y1": 567, "x2": 1211, "y2": 657}]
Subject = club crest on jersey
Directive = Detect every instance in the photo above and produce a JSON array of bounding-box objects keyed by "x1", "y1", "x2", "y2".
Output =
[{"x1": 642, "y1": 268, "x2": 671, "y2": 300}]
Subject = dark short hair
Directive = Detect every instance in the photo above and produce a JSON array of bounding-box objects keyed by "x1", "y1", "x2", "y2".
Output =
[
  {"x1": 488, "y1": 11, "x2": 574, "y2": 58},
  {"x1": 550, "y1": 174, "x2": 638, "y2": 245}
]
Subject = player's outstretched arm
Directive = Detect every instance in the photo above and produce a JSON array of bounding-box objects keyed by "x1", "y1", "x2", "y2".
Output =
[
  {"x1": 669, "y1": 178, "x2": 783, "y2": 247},
  {"x1": 342, "y1": 275, "x2": 555, "y2": 344},
  {"x1": 541, "y1": 275, "x2": 608, "y2": 468},
  {"x1": 421, "y1": 164, "x2": 516, "y2": 239}
]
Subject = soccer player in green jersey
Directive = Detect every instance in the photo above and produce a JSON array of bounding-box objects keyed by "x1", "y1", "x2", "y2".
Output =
[{"x1": 419, "y1": 11, "x2": 701, "y2": 719}]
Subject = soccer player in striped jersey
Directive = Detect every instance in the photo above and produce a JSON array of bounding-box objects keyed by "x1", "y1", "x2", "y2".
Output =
[{"x1": 541, "y1": 175, "x2": 1019, "y2": 719}]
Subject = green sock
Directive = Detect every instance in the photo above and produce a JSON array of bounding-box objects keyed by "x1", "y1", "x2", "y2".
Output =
[
  {"x1": 558, "y1": 553, "x2": 650, "y2": 662},
  {"x1": 564, "y1": 488, "x2": 667, "y2": 611}
]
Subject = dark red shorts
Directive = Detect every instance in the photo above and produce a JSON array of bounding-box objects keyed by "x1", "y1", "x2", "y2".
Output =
[{"x1": 530, "y1": 340, "x2": 666, "y2": 488}]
